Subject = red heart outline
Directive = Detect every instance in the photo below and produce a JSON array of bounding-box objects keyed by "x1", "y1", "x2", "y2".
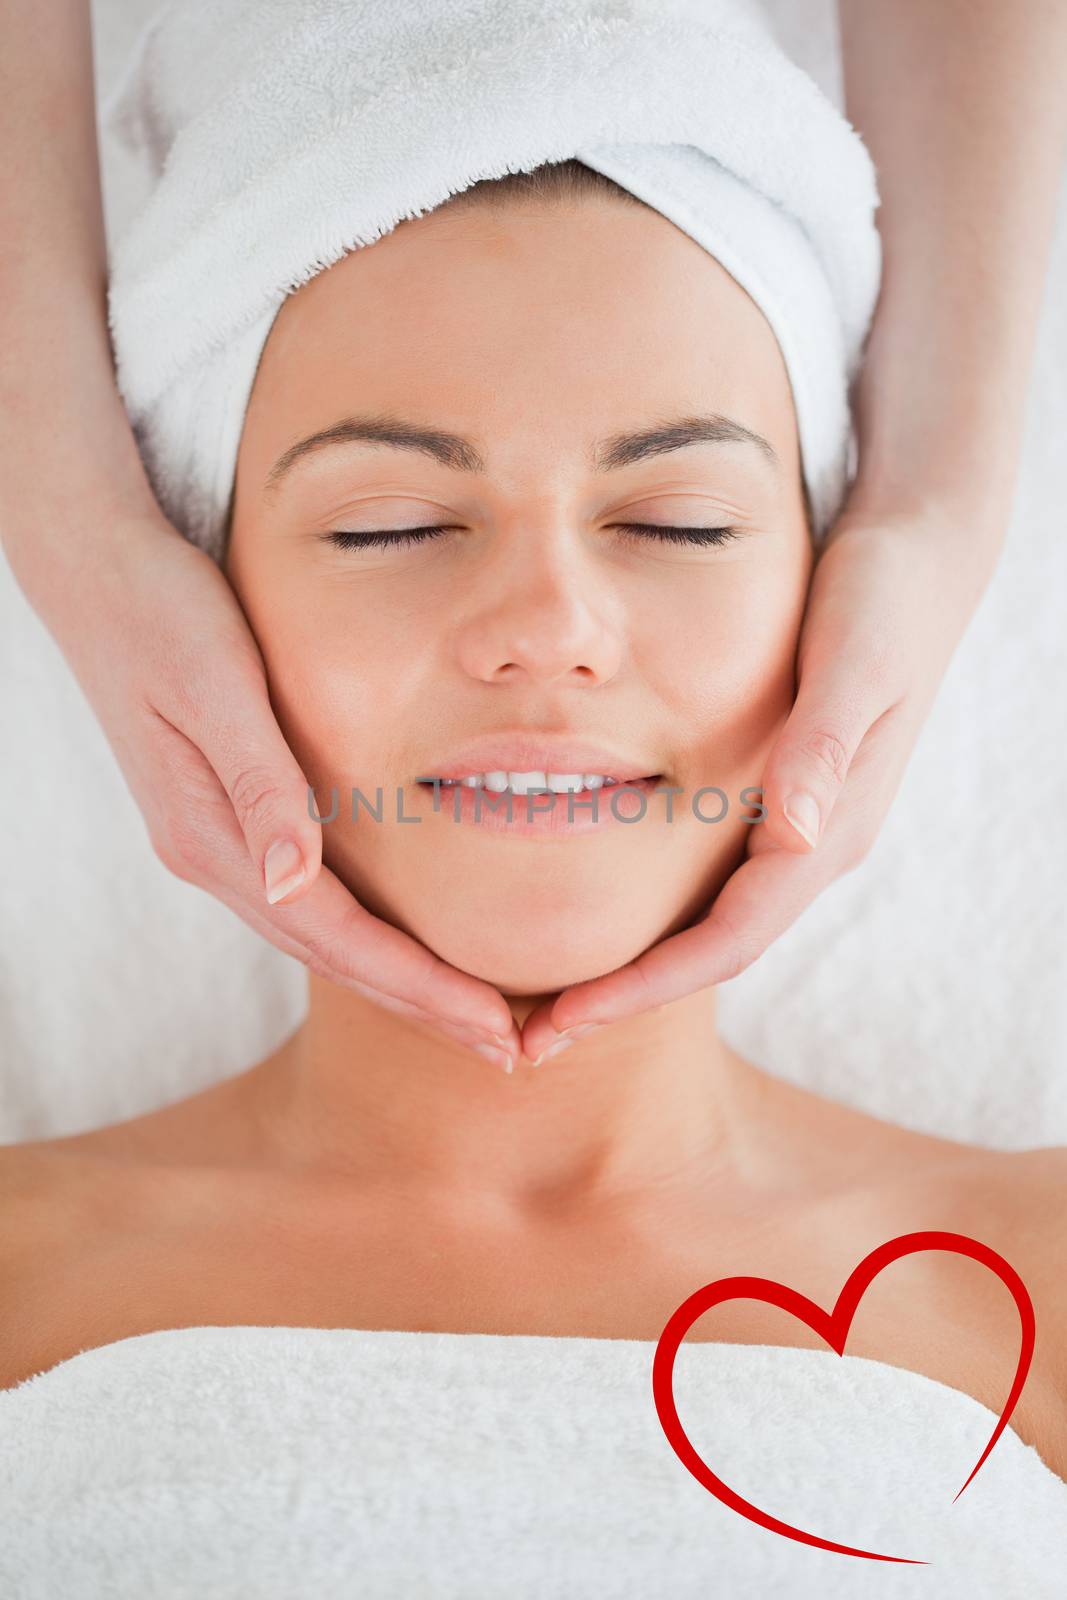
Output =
[{"x1": 651, "y1": 1230, "x2": 1036, "y2": 1564}]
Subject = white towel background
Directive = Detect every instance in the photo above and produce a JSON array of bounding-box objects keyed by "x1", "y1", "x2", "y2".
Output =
[
  {"x1": 2, "y1": 1325, "x2": 1065, "y2": 1597},
  {"x1": 1, "y1": 0, "x2": 1066, "y2": 1147}
]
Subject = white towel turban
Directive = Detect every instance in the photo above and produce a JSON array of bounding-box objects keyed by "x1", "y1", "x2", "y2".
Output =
[{"x1": 103, "y1": 0, "x2": 882, "y2": 565}]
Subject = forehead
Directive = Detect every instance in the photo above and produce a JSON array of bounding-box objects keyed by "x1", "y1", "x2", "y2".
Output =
[{"x1": 239, "y1": 199, "x2": 797, "y2": 482}]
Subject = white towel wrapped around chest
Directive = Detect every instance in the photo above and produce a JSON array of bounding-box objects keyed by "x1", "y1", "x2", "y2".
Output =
[
  {"x1": 102, "y1": 0, "x2": 881, "y2": 564},
  {"x1": 1, "y1": 1325, "x2": 1063, "y2": 1597}
]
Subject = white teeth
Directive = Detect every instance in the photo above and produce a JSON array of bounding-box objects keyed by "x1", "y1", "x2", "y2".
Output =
[
  {"x1": 509, "y1": 771, "x2": 546, "y2": 796},
  {"x1": 428, "y1": 770, "x2": 633, "y2": 791}
]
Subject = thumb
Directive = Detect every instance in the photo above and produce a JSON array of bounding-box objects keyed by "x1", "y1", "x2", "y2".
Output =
[
  {"x1": 205, "y1": 692, "x2": 325, "y2": 906},
  {"x1": 760, "y1": 679, "x2": 876, "y2": 854}
]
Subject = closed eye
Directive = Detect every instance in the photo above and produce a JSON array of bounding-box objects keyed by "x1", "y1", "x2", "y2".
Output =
[
  {"x1": 322, "y1": 523, "x2": 743, "y2": 552},
  {"x1": 611, "y1": 522, "x2": 742, "y2": 548}
]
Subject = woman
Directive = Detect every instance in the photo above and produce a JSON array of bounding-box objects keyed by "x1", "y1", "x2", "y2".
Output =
[
  {"x1": 3, "y1": 0, "x2": 1066, "y2": 1071},
  {"x1": 2, "y1": 162, "x2": 1065, "y2": 1498}
]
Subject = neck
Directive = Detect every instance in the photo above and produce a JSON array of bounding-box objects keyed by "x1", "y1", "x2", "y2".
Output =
[{"x1": 250, "y1": 973, "x2": 758, "y2": 1223}]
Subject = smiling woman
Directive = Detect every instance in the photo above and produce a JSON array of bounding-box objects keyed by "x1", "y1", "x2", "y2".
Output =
[
  {"x1": 4, "y1": 0, "x2": 1067, "y2": 1590},
  {"x1": 6, "y1": 157, "x2": 1066, "y2": 1499},
  {"x1": 222, "y1": 168, "x2": 813, "y2": 995}
]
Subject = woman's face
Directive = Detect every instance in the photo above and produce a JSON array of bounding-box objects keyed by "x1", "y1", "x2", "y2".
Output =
[{"x1": 225, "y1": 194, "x2": 814, "y2": 995}]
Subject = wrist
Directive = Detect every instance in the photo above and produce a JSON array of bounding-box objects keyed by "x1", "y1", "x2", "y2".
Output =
[
  {"x1": 830, "y1": 468, "x2": 1012, "y2": 623},
  {"x1": 843, "y1": 461, "x2": 1014, "y2": 554},
  {"x1": 1, "y1": 412, "x2": 163, "y2": 565},
  {"x1": 1, "y1": 475, "x2": 172, "y2": 625}
]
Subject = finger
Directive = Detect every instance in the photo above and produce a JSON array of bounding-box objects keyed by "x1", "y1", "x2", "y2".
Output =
[
  {"x1": 219, "y1": 855, "x2": 518, "y2": 1046},
  {"x1": 161, "y1": 661, "x2": 326, "y2": 908},
  {"x1": 340, "y1": 975, "x2": 521, "y2": 1068},
  {"x1": 142, "y1": 714, "x2": 518, "y2": 1049},
  {"x1": 520, "y1": 840, "x2": 839, "y2": 1056},
  {"x1": 203, "y1": 866, "x2": 521, "y2": 1066},
  {"x1": 760, "y1": 662, "x2": 892, "y2": 855}
]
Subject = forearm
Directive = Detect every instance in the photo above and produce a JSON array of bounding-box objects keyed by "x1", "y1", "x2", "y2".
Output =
[
  {"x1": 838, "y1": 0, "x2": 1067, "y2": 538},
  {"x1": 0, "y1": 0, "x2": 160, "y2": 604}
]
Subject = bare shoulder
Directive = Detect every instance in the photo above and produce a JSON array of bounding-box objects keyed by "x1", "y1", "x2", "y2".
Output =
[
  {"x1": 915, "y1": 1140, "x2": 1067, "y2": 1224},
  {"x1": 0, "y1": 1136, "x2": 71, "y2": 1220},
  {"x1": 944, "y1": 1143, "x2": 1067, "y2": 1280},
  {"x1": 910, "y1": 1143, "x2": 1067, "y2": 1293},
  {"x1": 928, "y1": 1144, "x2": 1067, "y2": 1426},
  {"x1": 0, "y1": 1139, "x2": 81, "y2": 1386},
  {"x1": 990, "y1": 1143, "x2": 1067, "y2": 1208},
  {"x1": 0, "y1": 1124, "x2": 174, "y2": 1277},
  {"x1": 0, "y1": 1132, "x2": 178, "y2": 1392},
  {"x1": 984, "y1": 1147, "x2": 1067, "y2": 1461},
  {"x1": 980, "y1": 1146, "x2": 1067, "y2": 1330},
  {"x1": 0, "y1": 1136, "x2": 102, "y2": 1281},
  {"x1": 821, "y1": 1139, "x2": 1067, "y2": 1479}
]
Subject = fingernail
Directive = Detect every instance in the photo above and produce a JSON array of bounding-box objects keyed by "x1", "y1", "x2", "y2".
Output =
[
  {"x1": 475, "y1": 1043, "x2": 515, "y2": 1074},
  {"x1": 264, "y1": 839, "x2": 307, "y2": 904},
  {"x1": 441, "y1": 1022, "x2": 515, "y2": 1055},
  {"x1": 531, "y1": 1023, "x2": 600, "y2": 1067},
  {"x1": 531, "y1": 1039, "x2": 575, "y2": 1067},
  {"x1": 783, "y1": 791, "x2": 821, "y2": 849}
]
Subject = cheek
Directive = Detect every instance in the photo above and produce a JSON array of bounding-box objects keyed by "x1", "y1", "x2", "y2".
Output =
[
  {"x1": 651, "y1": 563, "x2": 807, "y2": 780},
  {"x1": 230, "y1": 566, "x2": 394, "y2": 794}
]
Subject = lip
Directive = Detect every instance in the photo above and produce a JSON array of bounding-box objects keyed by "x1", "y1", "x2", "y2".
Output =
[
  {"x1": 415, "y1": 734, "x2": 664, "y2": 784},
  {"x1": 412, "y1": 773, "x2": 666, "y2": 837}
]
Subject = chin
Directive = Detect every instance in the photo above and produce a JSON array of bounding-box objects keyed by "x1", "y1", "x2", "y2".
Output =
[
  {"x1": 407, "y1": 914, "x2": 676, "y2": 997},
  {"x1": 330, "y1": 848, "x2": 717, "y2": 995}
]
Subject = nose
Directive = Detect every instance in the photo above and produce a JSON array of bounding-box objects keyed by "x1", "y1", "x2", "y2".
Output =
[{"x1": 454, "y1": 524, "x2": 624, "y2": 687}]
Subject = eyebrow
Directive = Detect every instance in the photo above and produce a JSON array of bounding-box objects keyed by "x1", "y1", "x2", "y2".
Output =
[{"x1": 263, "y1": 410, "x2": 780, "y2": 493}]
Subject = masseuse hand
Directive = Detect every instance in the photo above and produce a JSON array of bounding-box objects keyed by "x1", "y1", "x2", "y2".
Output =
[
  {"x1": 520, "y1": 0, "x2": 1067, "y2": 1061},
  {"x1": 0, "y1": 0, "x2": 519, "y2": 1068},
  {"x1": 42, "y1": 512, "x2": 523, "y2": 1066},
  {"x1": 520, "y1": 493, "x2": 1001, "y2": 1062}
]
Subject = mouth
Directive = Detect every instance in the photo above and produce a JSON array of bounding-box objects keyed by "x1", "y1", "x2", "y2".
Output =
[
  {"x1": 416, "y1": 772, "x2": 666, "y2": 795},
  {"x1": 411, "y1": 768, "x2": 669, "y2": 837}
]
